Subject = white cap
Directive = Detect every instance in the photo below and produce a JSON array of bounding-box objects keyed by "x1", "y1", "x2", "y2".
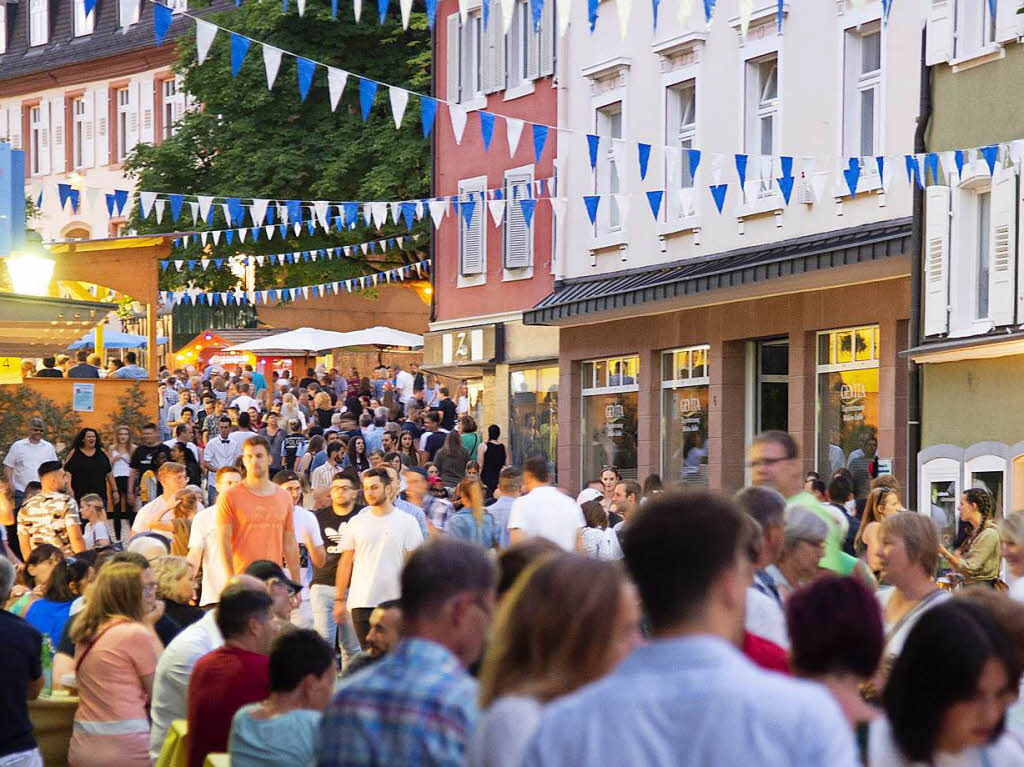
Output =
[{"x1": 576, "y1": 488, "x2": 603, "y2": 505}]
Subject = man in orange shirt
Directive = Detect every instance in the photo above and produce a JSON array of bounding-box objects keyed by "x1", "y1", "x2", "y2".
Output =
[{"x1": 217, "y1": 436, "x2": 301, "y2": 583}]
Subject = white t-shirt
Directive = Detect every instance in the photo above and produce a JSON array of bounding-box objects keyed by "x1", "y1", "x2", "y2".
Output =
[
  {"x1": 228, "y1": 430, "x2": 258, "y2": 453},
  {"x1": 188, "y1": 505, "x2": 230, "y2": 607},
  {"x1": 394, "y1": 370, "x2": 414, "y2": 404},
  {"x1": 3, "y1": 438, "x2": 58, "y2": 492},
  {"x1": 341, "y1": 507, "x2": 424, "y2": 608},
  {"x1": 132, "y1": 495, "x2": 172, "y2": 535},
  {"x1": 292, "y1": 505, "x2": 324, "y2": 592},
  {"x1": 507, "y1": 485, "x2": 585, "y2": 551},
  {"x1": 163, "y1": 438, "x2": 200, "y2": 462},
  {"x1": 232, "y1": 395, "x2": 261, "y2": 413},
  {"x1": 745, "y1": 586, "x2": 790, "y2": 650},
  {"x1": 580, "y1": 527, "x2": 623, "y2": 561},
  {"x1": 83, "y1": 521, "x2": 111, "y2": 549},
  {"x1": 868, "y1": 715, "x2": 1024, "y2": 766}
]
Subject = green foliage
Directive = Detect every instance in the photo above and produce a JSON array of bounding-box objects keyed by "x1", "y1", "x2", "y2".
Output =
[
  {"x1": 125, "y1": 0, "x2": 432, "y2": 293},
  {"x1": 0, "y1": 386, "x2": 81, "y2": 459},
  {"x1": 104, "y1": 382, "x2": 150, "y2": 444}
]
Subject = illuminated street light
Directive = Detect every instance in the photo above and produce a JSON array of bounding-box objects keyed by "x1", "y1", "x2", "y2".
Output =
[{"x1": 5, "y1": 247, "x2": 55, "y2": 296}]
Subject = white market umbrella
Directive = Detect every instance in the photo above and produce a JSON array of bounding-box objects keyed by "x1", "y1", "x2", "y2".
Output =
[
  {"x1": 331, "y1": 326, "x2": 423, "y2": 348},
  {"x1": 223, "y1": 326, "x2": 354, "y2": 354}
]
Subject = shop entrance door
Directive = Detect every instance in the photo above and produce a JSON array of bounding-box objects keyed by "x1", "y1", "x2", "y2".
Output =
[{"x1": 756, "y1": 340, "x2": 789, "y2": 434}]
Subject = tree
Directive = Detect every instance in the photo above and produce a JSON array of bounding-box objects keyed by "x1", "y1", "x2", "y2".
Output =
[{"x1": 126, "y1": 0, "x2": 432, "y2": 293}]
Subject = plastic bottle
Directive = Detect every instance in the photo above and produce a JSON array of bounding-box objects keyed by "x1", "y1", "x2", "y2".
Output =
[{"x1": 41, "y1": 634, "x2": 53, "y2": 696}]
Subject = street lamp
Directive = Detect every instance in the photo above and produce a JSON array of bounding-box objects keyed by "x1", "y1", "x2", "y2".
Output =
[{"x1": 5, "y1": 247, "x2": 55, "y2": 296}]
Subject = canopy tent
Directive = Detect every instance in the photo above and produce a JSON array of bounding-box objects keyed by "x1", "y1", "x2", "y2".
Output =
[
  {"x1": 223, "y1": 326, "x2": 355, "y2": 355},
  {"x1": 69, "y1": 329, "x2": 169, "y2": 350},
  {"x1": 330, "y1": 326, "x2": 423, "y2": 349}
]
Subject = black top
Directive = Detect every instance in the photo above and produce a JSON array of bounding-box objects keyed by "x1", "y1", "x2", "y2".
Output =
[
  {"x1": 155, "y1": 614, "x2": 180, "y2": 646},
  {"x1": 401, "y1": 421, "x2": 423, "y2": 441},
  {"x1": 438, "y1": 399, "x2": 458, "y2": 431},
  {"x1": 423, "y1": 431, "x2": 447, "y2": 462},
  {"x1": 312, "y1": 506, "x2": 362, "y2": 586},
  {"x1": 0, "y1": 610, "x2": 41, "y2": 757},
  {"x1": 299, "y1": 377, "x2": 318, "y2": 388},
  {"x1": 67, "y1": 363, "x2": 100, "y2": 379},
  {"x1": 64, "y1": 448, "x2": 112, "y2": 502},
  {"x1": 34, "y1": 368, "x2": 63, "y2": 378},
  {"x1": 480, "y1": 442, "x2": 506, "y2": 491},
  {"x1": 162, "y1": 599, "x2": 204, "y2": 631},
  {"x1": 282, "y1": 434, "x2": 307, "y2": 471},
  {"x1": 315, "y1": 409, "x2": 335, "y2": 429},
  {"x1": 129, "y1": 444, "x2": 171, "y2": 481}
]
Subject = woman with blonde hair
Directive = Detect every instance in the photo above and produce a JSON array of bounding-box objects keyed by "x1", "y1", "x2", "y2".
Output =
[
  {"x1": 855, "y1": 485, "x2": 902, "y2": 574},
  {"x1": 68, "y1": 562, "x2": 163, "y2": 767},
  {"x1": 999, "y1": 511, "x2": 1024, "y2": 602},
  {"x1": 447, "y1": 477, "x2": 498, "y2": 549},
  {"x1": 79, "y1": 494, "x2": 112, "y2": 549},
  {"x1": 468, "y1": 553, "x2": 641, "y2": 767},
  {"x1": 109, "y1": 425, "x2": 137, "y2": 541},
  {"x1": 279, "y1": 392, "x2": 306, "y2": 431},
  {"x1": 151, "y1": 554, "x2": 202, "y2": 631},
  {"x1": 147, "y1": 486, "x2": 203, "y2": 556},
  {"x1": 313, "y1": 391, "x2": 334, "y2": 429}
]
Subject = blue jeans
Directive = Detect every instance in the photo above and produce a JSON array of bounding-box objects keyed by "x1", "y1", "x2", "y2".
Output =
[
  {"x1": 309, "y1": 584, "x2": 361, "y2": 668},
  {"x1": 206, "y1": 483, "x2": 218, "y2": 507}
]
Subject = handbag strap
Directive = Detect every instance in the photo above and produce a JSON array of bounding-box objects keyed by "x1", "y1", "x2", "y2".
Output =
[
  {"x1": 886, "y1": 588, "x2": 945, "y2": 644},
  {"x1": 75, "y1": 618, "x2": 130, "y2": 672}
]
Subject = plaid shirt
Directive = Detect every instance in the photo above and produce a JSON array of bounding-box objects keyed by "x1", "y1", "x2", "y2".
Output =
[{"x1": 316, "y1": 638, "x2": 478, "y2": 767}]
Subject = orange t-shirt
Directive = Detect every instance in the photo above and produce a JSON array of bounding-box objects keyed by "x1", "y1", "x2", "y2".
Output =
[{"x1": 217, "y1": 483, "x2": 294, "y2": 574}]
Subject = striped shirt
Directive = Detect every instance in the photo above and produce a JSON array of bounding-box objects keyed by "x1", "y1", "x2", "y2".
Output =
[{"x1": 316, "y1": 638, "x2": 477, "y2": 767}]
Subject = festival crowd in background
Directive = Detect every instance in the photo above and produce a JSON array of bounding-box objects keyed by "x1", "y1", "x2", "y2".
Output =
[{"x1": 1, "y1": 358, "x2": 1024, "y2": 766}]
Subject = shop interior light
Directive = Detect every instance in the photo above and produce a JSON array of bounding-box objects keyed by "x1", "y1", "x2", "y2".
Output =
[{"x1": 6, "y1": 248, "x2": 55, "y2": 297}]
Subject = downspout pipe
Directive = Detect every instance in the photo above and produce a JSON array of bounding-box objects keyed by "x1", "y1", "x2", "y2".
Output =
[
  {"x1": 429, "y1": 16, "x2": 438, "y2": 324},
  {"x1": 907, "y1": 27, "x2": 931, "y2": 510}
]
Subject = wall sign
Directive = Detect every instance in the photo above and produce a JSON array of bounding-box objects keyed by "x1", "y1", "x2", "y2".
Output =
[
  {"x1": 73, "y1": 383, "x2": 95, "y2": 412},
  {"x1": 424, "y1": 324, "x2": 504, "y2": 367}
]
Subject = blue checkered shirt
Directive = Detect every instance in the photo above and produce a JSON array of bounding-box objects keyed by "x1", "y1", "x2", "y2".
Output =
[{"x1": 315, "y1": 638, "x2": 478, "y2": 767}]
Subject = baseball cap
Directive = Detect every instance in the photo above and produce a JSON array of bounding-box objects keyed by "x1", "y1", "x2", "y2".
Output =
[
  {"x1": 244, "y1": 560, "x2": 301, "y2": 593},
  {"x1": 576, "y1": 488, "x2": 603, "y2": 505}
]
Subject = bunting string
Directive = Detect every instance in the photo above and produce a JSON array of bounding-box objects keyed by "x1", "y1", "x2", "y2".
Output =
[{"x1": 159, "y1": 234, "x2": 421, "y2": 269}]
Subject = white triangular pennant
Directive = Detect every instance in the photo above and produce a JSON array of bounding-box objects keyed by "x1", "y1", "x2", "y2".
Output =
[
  {"x1": 221, "y1": 202, "x2": 231, "y2": 225},
  {"x1": 739, "y1": 0, "x2": 753, "y2": 36},
  {"x1": 196, "y1": 20, "x2": 217, "y2": 65},
  {"x1": 188, "y1": 201, "x2": 199, "y2": 221},
  {"x1": 399, "y1": 0, "x2": 412, "y2": 27},
  {"x1": 488, "y1": 199, "x2": 506, "y2": 226},
  {"x1": 238, "y1": 228, "x2": 248, "y2": 243},
  {"x1": 458, "y1": 0, "x2": 470, "y2": 22},
  {"x1": 353, "y1": 0, "x2": 362, "y2": 21},
  {"x1": 250, "y1": 198, "x2": 269, "y2": 225},
  {"x1": 140, "y1": 191, "x2": 157, "y2": 219},
  {"x1": 557, "y1": 0, "x2": 571, "y2": 35},
  {"x1": 313, "y1": 201, "x2": 330, "y2": 230},
  {"x1": 327, "y1": 68, "x2": 348, "y2": 112},
  {"x1": 201, "y1": 259, "x2": 210, "y2": 270},
  {"x1": 212, "y1": 230, "x2": 222, "y2": 244},
  {"x1": 200, "y1": 232, "x2": 209, "y2": 246},
  {"x1": 293, "y1": 222, "x2": 302, "y2": 235},
  {"x1": 264, "y1": 224, "x2": 275, "y2": 239},
  {"x1": 428, "y1": 199, "x2": 447, "y2": 229},
  {"x1": 262, "y1": 45, "x2": 283, "y2": 91},
  {"x1": 255, "y1": 255, "x2": 265, "y2": 266},
  {"x1": 154, "y1": 199, "x2": 166, "y2": 224},
  {"x1": 389, "y1": 201, "x2": 401, "y2": 224},
  {"x1": 678, "y1": 0, "x2": 693, "y2": 24},
  {"x1": 371, "y1": 202, "x2": 388, "y2": 229},
  {"x1": 173, "y1": 260, "x2": 184, "y2": 271},
  {"x1": 449, "y1": 104, "x2": 468, "y2": 144},
  {"x1": 501, "y1": 0, "x2": 515, "y2": 32},
  {"x1": 297, "y1": 0, "x2": 306, "y2": 14},
  {"x1": 361, "y1": 242, "x2": 370, "y2": 254},
  {"x1": 389, "y1": 87, "x2": 409, "y2": 128},
  {"x1": 197, "y1": 194, "x2": 214, "y2": 220},
  {"x1": 506, "y1": 117, "x2": 524, "y2": 157},
  {"x1": 616, "y1": 0, "x2": 631, "y2": 37}
]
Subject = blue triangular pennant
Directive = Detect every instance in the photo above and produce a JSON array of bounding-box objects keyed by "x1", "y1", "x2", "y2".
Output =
[
  {"x1": 168, "y1": 193, "x2": 184, "y2": 222},
  {"x1": 638, "y1": 143, "x2": 651, "y2": 181},
  {"x1": 532, "y1": 123, "x2": 548, "y2": 162},
  {"x1": 844, "y1": 159, "x2": 861, "y2": 198},
  {"x1": 735, "y1": 154, "x2": 748, "y2": 190},
  {"x1": 460, "y1": 197, "x2": 477, "y2": 228},
  {"x1": 105, "y1": 193, "x2": 115, "y2": 217},
  {"x1": 420, "y1": 96, "x2": 438, "y2": 138},
  {"x1": 520, "y1": 199, "x2": 536, "y2": 227},
  {"x1": 306, "y1": 220, "x2": 316, "y2": 235},
  {"x1": 331, "y1": 0, "x2": 338, "y2": 16},
  {"x1": 583, "y1": 195, "x2": 600, "y2": 225},
  {"x1": 400, "y1": 202, "x2": 416, "y2": 230},
  {"x1": 58, "y1": 183, "x2": 72, "y2": 210},
  {"x1": 587, "y1": 134, "x2": 600, "y2": 170},
  {"x1": 710, "y1": 184, "x2": 727, "y2": 213},
  {"x1": 215, "y1": 259, "x2": 224, "y2": 268},
  {"x1": 297, "y1": 57, "x2": 316, "y2": 102},
  {"x1": 377, "y1": 0, "x2": 388, "y2": 22},
  {"x1": 529, "y1": 0, "x2": 543, "y2": 30},
  {"x1": 113, "y1": 189, "x2": 128, "y2": 215},
  {"x1": 905, "y1": 155, "x2": 922, "y2": 188},
  {"x1": 702, "y1": 0, "x2": 715, "y2": 24},
  {"x1": 153, "y1": 3, "x2": 173, "y2": 45},
  {"x1": 779, "y1": 156, "x2": 793, "y2": 179},
  {"x1": 226, "y1": 197, "x2": 243, "y2": 225},
  {"x1": 587, "y1": 0, "x2": 599, "y2": 31},
  {"x1": 881, "y1": 0, "x2": 891, "y2": 25},
  {"x1": 84, "y1": 0, "x2": 97, "y2": 15},
  {"x1": 988, "y1": 0, "x2": 997, "y2": 25},
  {"x1": 230, "y1": 33, "x2": 250, "y2": 78},
  {"x1": 687, "y1": 149, "x2": 701, "y2": 179},
  {"x1": 777, "y1": 0, "x2": 784, "y2": 31},
  {"x1": 646, "y1": 190, "x2": 663, "y2": 220},
  {"x1": 954, "y1": 150, "x2": 965, "y2": 180},
  {"x1": 250, "y1": 227, "x2": 259, "y2": 241},
  {"x1": 286, "y1": 200, "x2": 302, "y2": 222},
  {"x1": 651, "y1": 0, "x2": 660, "y2": 30},
  {"x1": 343, "y1": 202, "x2": 359, "y2": 225},
  {"x1": 479, "y1": 112, "x2": 495, "y2": 151},
  {"x1": 359, "y1": 79, "x2": 378, "y2": 121},
  {"x1": 187, "y1": 260, "x2": 197, "y2": 270},
  {"x1": 225, "y1": 230, "x2": 235, "y2": 244},
  {"x1": 160, "y1": 261, "x2": 169, "y2": 271},
  {"x1": 981, "y1": 144, "x2": 999, "y2": 175},
  {"x1": 777, "y1": 175, "x2": 794, "y2": 205},
  {"x1": 924, "y1": 153, "x2": 940, "y2": 185},
  {"x1": 278, "y1": 223, "x2": 287, "y2": 238},
  {"x1": 876, "y1": 156, "x2": 885, "y2": 182}
]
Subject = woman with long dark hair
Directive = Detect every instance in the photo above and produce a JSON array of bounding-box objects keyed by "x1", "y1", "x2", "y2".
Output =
[
  {"x1": 478, "y1": 424, "x2": 508, "y2": 497},
  {"x1": 940, "y1": 488, "x2": 1003, "y2": 588},
  {"x1": 434, "y1": 430, "x2": 469, "y2": 488},
  {"x1": 170, "y1": 441, "x2": 201, "y2": 487},
  {"x1": 869, "y1": 599, "x2": 1024, "y2": 764},
  {"x1": 345, "y1": 435, "x2": 370, "y2": 473},
  {"x1": 398, "y1": 429, "x2": 420, "y2": 468},
  {"x1": 24, "y1": 557, "x2": 91, "y2": 647},
  {"x1": 64, "y1": 428, "x2": 116, "y2": 508}
]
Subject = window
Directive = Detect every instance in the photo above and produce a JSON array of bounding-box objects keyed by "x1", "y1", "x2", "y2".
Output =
[
  {"x1": 816, "y1": 326, "x2": 881, "y2": 499},
  {"x1": 29, "y1": 0, "x2": 48, "y2": 46},
  {"x1": 72, "y1": 97, "x2": 86, "y2": 169},
  {"x1": 167, "y1": 0, "x2": 187, "y2": 11},
  {"x1": 755, "y1": 339, "x2": 788, "y2": 434},
  {"x1": 0, "y1": 3, "x2": 7, "y2": 55},
  {"x1": 503, "y1": 168, "x2": 534, "y2": 270},
  {"x1": 661, "y1": 346, "x2": 710, "y2": 487},
  {"x1": 597, "y1": 102, "x2": 623, "y2": 230},
  {"x1": 29, "y1": 105, "x2": 43, "y2": 175},
  {"x1": 843, "y1": 27, "x2": 881, "y2": 158},
  {"x1": 73, "y1": 0, "x2": 94, "y2": 36},
  {"x1": 162, "y1": 78, "x2": 181, "y2": 139},
  {"x1": 509, "y1": 366, "x2": 559, "y2": 478},
  {"x1": 460, "y1": 13, "x2": 484, "y2": 102},
  {"x1": 975, "y1": 189, "x2": 991, "y2": 319},
  {"x1": 119, "y1": 0, "x2": 140, "y2": 28},
  {"x1": 116, "y1": 87, "x2": 130, "y2": 161},
  {"x1": 745, "y1": 54, "x2": 779, "y2": 197},
  {"x1": 954, "y1": 0, "x2": 995, "y2": 59},
  {"x1": 508, "y1": 0, "x2": 534, "y2": 90},
  {"x1": 665, "y1": 79, "x2": 697, "y2": 221},
  {"x1": 458, "y1": 177, "x2": 486, "y2": 279},
  {"x1": 581, "y1": 355, "x2": 639, "y2": 482}
]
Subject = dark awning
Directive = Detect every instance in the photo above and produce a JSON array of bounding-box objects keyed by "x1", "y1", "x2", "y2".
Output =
[{"x1": 524, "y1": 217, "x2": 912, "y2": 326}]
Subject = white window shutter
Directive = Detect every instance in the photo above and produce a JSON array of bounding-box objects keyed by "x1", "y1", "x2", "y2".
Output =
[
  {"x1": 460, "y1": 188, "x2": 485, "y2": 275},
  {"x1": 0, "y1": 106, "x2": 7, "y2": 143},
  {"x1": 172, "y1": 76, "x2": 187, "y2": 123},
  {"x1": 51, "y1": 96, "x2": 65, "y2": 174},
  {"x1": 988, "y1": 167, "x2": 1016, "y2": 326},
  {"x1": 37, "y1": 99, "x2": 51, "y2": 175},
  {"x1": 482, "y1": 10, "x2": 505, "y2": 94},
  {"x1": 925, "y1": 0, "x2": 953, "y2": 66},
  {"x1": 995, "y1": 0, "x2": 1018, "y2": 42},
  {"x1": 446, "y1": 14, "x2": 461, "y2": 103},
  {"x1": 94, "y1": 87, "x2": 109, "y2": 166},
  {"x1": 924, "y1": 185, "x2": 951, "y2": 336},
  {"x1": 139, "y1": 76, "x2": 155, "y2": 144},
  {"x1": 527, "y1": 14, "x2": 540, "y2": 80},
  {"x1": 81, "y1": 90, "x2": 95, "y2": 168},
  {"x1": 126, "y1": 80, "x2": 140, "y2": 153},
  {"x1": 538, "y1": 0, "x2": 554, "y2": 77},
  {"x1": 9, "y1": 105, "x2": 22, "y2": 150},
  {"x1": 504, "y1": 173, "x2": 533, "y2": 268}
]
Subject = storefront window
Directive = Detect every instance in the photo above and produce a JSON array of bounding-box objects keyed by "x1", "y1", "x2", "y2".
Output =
[
  {"x1": 816, "y1": 325, "x2": 880, "y2": 498},
  {"x1": 582, "y1": 355, "x2": 639, "y2": 482},
  {"x1": 661, "y1": 346, "x2": 709, "y2": 487},
  {"x1": 465, "y1": 379, "x2": 485, "y2": 429},
  {"x1": 509, "y1": 366, "x2": 559, "y2": 478}
]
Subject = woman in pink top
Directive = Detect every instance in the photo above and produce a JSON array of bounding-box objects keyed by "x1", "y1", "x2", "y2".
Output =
[{"x1": 68, "y1": 562, "x2": 163, "y2": 767}]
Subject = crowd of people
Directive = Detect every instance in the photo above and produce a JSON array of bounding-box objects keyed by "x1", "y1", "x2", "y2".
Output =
[{"x1": 2, "y1": 355, "x2": 1024, "y2": 766}]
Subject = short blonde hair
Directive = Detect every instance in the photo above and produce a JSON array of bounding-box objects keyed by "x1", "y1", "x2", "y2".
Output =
[
  {"x1": 999, "y1": 511, "x2": 1024, "y2": 547},
  {"x1": 881, "y1": 512, "x2": 940, "y2": 576},
  {"x1": 151, "y1": 555, "x2": 190, "y2": 601}
]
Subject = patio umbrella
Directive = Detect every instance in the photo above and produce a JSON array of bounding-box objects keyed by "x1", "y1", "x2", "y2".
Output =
[
  {"x1": 222, "y1": 326, "x2": 355, "y2": 354},
  {"x1": 69, "y1": 329, "x2": 170, "y2": 349},
  {"x1": 331, "y1": 326, "x2": 424, "y2": 348}
]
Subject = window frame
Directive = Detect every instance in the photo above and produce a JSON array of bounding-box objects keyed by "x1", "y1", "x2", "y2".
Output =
[
  {"x1": 116, "y1": 86, "x2": 130, "y2": 162},
  {"x1": 29, "y1": 0, "x2": 48, "y2": 47},
  {"x1": 73, "y1": 0, "x2": 95, "y2": 37},
  {"x1": 596, "y1": 101, "x2": 624, "y2": 233},
  {"x1": 949, "y1": 161, "x2": 1000, "y2": 336},
  {"x1": 457, "y1": 175, "x2": 488, "y2": 287},
  {"x1": 29, "y1": 105, "x2": 43, "y2": 175},
  {"x1": 581, "y1": 354, "x2": 640, "y2": 396},
  {"x1": 0, "y1": 2, "x2": 6, "y2": 55},
  {"x1": 119, "y1": 0, "x2": 140, "y2": 29},
  {"x1": 954, "y1": 0, "x2": 996, "y2": 60},
  {"x1": 161, "y1": 78, "x2": 178, "y2": 140},
  {"x1": 660, "y1": 345, "x2": 711, "y2": 486},
  {"x1": 740, "y1": 38, "x2": 782, "y2": 210},
  {"x1": 502, "y1": 163, "x2": 535, "y2": 278},
  {"x1": 71, "y1": 96, "x2": 86, "y2": 170}
]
